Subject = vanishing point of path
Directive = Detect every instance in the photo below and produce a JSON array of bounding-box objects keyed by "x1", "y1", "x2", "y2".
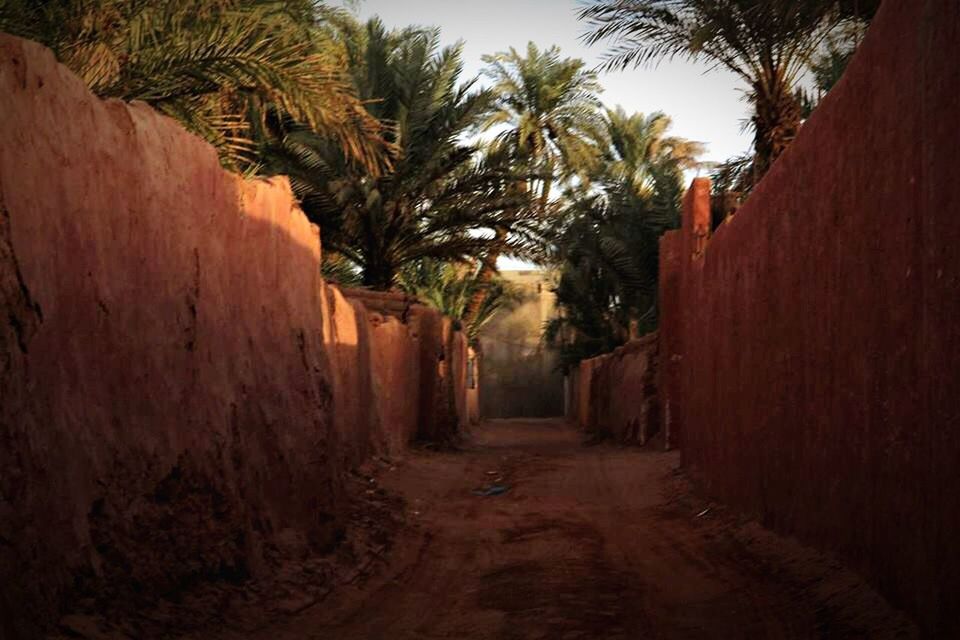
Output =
[{"x1": 203, "y1": 419, "x2": 917, "y2": 640}]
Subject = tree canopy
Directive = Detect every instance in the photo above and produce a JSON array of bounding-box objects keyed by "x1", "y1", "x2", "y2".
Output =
[
  {"x1": 0, "y1": 0, "x2": 390, "y2": 172},
  {"x1": 579, "y1": 0, "x2": 868, "y2": 179},
  {"x1": 0, "y1": 0, "x2": 874, "y2": 360}
]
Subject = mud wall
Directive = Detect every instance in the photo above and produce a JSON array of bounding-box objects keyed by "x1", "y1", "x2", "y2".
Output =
[
  {"x1": 0, "y1": 35, "x2": 467, "y2": 637},
  {"x1": 576, "y1": 359, "x2": 595, "y2": 430},
  {"x1": 658, "y1": 0, "x2": 960, "y2": 633},
  {"x1": 450, "y1": 330, "x2": 469, "y2": 432},
  {"x1": 466, "y1": 348, "x2": 480, "y2": 425},
  {"x1": 324, "y1": 285, "x2": 381, "y2": 466},
  {"x1": 657, "y1": 230, "x2": 682, "y2": 451},
  {"x1": 366, "y1": 310, "x2": 421, "y2": 456},
  {"x1": 572, "y1": 334, "x2": 660, "y2": 445},
  {"x1": 340, "y1": 287, "x2": 469, "y2": 451}
]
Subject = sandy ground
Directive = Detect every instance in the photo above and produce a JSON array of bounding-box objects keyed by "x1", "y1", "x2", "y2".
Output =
[{"x1": 184, "y1": 418, "x2": 917, "y2": 640}]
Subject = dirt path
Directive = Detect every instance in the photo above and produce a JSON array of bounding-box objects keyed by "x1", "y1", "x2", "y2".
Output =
[{"x1": 201, "y1": 419, "x2": 917, "y2": 639}]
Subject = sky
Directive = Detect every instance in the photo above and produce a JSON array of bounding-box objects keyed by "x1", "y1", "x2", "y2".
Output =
[{"x1": 344, "y1": 0, "x2": 755, "y2": 268}]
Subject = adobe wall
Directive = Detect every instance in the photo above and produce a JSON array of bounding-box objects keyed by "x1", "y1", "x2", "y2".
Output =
[
  {"x1": 338, "y1": 287, "x2": 467, "y2": 448},
  {"x1": 450, "y1": 330, "x2": 470, "y2": 432},
  {"x1": 658, "y1": 0, "x2": 960, "y2": 633},
  {"x1": 324, "y1": 285, "x2": 382, "y2": 465},
  {"x1": 564, "y1": 368, "x2": 579, "y2": 424},
  {"x1": 575, "y1": 358, "x2": 595, "y2": 430},
  {"x1": 0, "y1": 35, "x2": 469, "y2": 637},
  {"x1": 657, "y1": 231, "x2": 682, "y2": 450},
  {"x1": 414, "y1": 311, "x2": 461, "y2": 442},
  {"x1": 574, "y1": 334, "x2": 660, "y2": 445},
  {"x1": 466, "y1": 347, "x2": 481, "y2": 425},
  {"x1": 367, "y1": 311, "x2": 421, "y2": 456}
]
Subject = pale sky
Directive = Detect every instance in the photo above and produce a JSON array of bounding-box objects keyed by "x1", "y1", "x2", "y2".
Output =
[
  {"x1": 345, "y1": 0, "x2": 755, "y2": 268},
  {"x1": 348, "y1": 0, "x2": 753, "y2": 162}
]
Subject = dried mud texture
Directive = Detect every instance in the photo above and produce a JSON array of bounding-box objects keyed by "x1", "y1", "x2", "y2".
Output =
[
  {"x1": 0, "y1": 197, "x2": 42, "y2": 380},
  {"x1": 47, "y1": 462, "x2": 406, "y2": 640},
  {"x1": 189, "y1": 420, "x2": 918, "y2": 640},
  {"x1": 576, "y1": 333, "x2": 660, "y2": 445},
  {"x1": 658, "y1": 0, "x2": 960, "y2": 634},
  {"x1": 0, "y1": 34, "x2": 342, "y2": 638},
  {"x1": 0, "y1": 35, "x2": 464, "y2": 638},
  {"x1": 0, "y1": 34, "x2": 466, "y2": 638},
  {"x1": 327, "y1": 287, "x2": 470, "y2": 459}
]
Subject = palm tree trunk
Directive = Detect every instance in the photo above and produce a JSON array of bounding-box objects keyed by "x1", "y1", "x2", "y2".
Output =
[
  {"x1": 751, "y1": 76, "x2": 803, "y2": 179},
  {"x1": 462, "y1": 173, "x2": 530, "y2": 326},
  {"x1": 362, "y1": 258, "x2": 395, "y2": 291}
]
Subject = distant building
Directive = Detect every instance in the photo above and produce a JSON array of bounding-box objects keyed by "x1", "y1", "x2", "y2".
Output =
[{"x1": 479, "y1": 270, "x2": 564, "y2": 418}]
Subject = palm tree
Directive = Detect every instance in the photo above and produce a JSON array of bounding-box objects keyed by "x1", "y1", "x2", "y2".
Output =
[
  {"x1": 398, "y1": 260, "x2": 522, "y2": 345},
  {"x1": 546, "y1": 107, "x2": 701, "y2": 367},
  {"x1": 0, "y1": 0, "x2": 389, "y2": 172},
  {"x1": 808, "y1": 19, "x2": 869, "y2": 96},
  {"x1": 462, "y1": 43, "x2": 606, "y2": 325},
  {"x1": 603, "y1": 107, "x2": 703, "y2": 199},
  {"x1": 709, "y1": 152, "x2": 753, "y2": 226},
  {"x1": 481, "y1": 43, "x2": 607, "y2": 210},
  {"x1": 265, "y1": 19, "x2": 540, "y2": 290},
  {"x1": 579, "y1": 0, "x2": 863, "y2": 178},
  {"x1": 546, "y1": 190, "x2": 663, "y2": 369}
]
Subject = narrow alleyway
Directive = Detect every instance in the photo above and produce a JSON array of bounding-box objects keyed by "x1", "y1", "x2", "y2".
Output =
[{"x1": 197, "y1": 419, "x2": 916, "y2": 640}]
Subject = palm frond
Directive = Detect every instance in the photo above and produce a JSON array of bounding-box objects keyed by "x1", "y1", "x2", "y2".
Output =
[
  {"x1": 1, "y1": 0, "x2": 391, "y2": 172},
  {"x1": 578, "y1": 0, "x2": 862, "y2": 176}
]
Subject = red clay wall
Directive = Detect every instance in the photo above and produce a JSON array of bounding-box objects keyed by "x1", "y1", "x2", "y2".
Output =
[
  {"x1": 450, "y1": 330, "x2": 470, "y2": 433},
  {"x1": 658, "y1": 0, "x2": 960, "y2": 633},
  {"x1": 466, "y1": 348, "x2": 481, "y2": 425},
  {"x1": 575, "y1": 333, "x2": 660, "y2": 445},
  {"x1": 414, "y1": 311, "x2": 463, "y2": 442},
  {"x1": 324, "y1": 285, "x2": 382, "y2": 465},
  {"x1": 367, "y1": 311, "x2": 421, "y2": 456},
  {"x1": 657, "y1": 232, "x2": 682, "y2": 450},
  {"x1": 575, "y1": 358, "x2": 596, "y2": 430},
  {"x1": 341, "y1": 289, "x2": 469, "y2": 453},
  {"x1": 0, "y1": 36, "x2": 469, "y2": 637}
]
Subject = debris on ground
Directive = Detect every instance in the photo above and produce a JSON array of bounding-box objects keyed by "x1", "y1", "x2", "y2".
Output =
[
  {"x1": 47, "y1": 466, "x2": 407, "y2": 640},
  {"x1": 472, "y1": 484, "x2": 510, "y2": 497}
]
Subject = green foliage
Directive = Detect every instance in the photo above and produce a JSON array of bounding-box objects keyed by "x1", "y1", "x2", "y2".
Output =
[
  {"x1": 703, "y1": 9, "x2": 870, "y2": 225},
  {"x1": 481, "y1": 43, "x2": 607, "y2": 207},
  {"x1": 398, "y1": 259, "x2": 523, "y2": 345},
  {"x1": 546, "y1": 107, "x2": 697, "y2": 370},
  {"x1": 1, "y1": 1, "x2": 719, "y2": 355},
  {"x1": 0, "y1": 0, "x2": 389, "y2": 172},
  {"x1": 263, "y1": 18, "x2": 543, "y2": 290},
  {"x1": 709, "y1": 152, "x2": 752, "y2": 228},
  {"x1": 809, "y1": 21, "x2": 867, "y2": 95},
  {"x1": 458, "y1": 43, "x2": 607, "y2": 327},
  {"x1": 321, "y1": 252, "x2": 363, "y2": 287},
  {"x1": 579, "y1": 0, "x2": 864, "y2": 178},
  {"x1": 602, "y1": 107, "x2": 703, "y2": 199}
]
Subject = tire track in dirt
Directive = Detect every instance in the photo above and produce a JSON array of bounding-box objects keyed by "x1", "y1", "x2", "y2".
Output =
[{"x1": 190, "y1": 419, "x2": 918, "y2": 640}]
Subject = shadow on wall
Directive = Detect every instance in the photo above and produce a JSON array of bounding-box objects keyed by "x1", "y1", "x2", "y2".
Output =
[
  {"x1": 570, "y1": 332, "x2": 661, "y2": 446},
  {"x1": 1, "y1": 170, "x2": 341, "y2": 639},
  {"x1": 657, "y1": 0, "x2": 960, "y2": 634},
  {"x1": 0, "y1": 34, "x2": 468, "y2": 639}
]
